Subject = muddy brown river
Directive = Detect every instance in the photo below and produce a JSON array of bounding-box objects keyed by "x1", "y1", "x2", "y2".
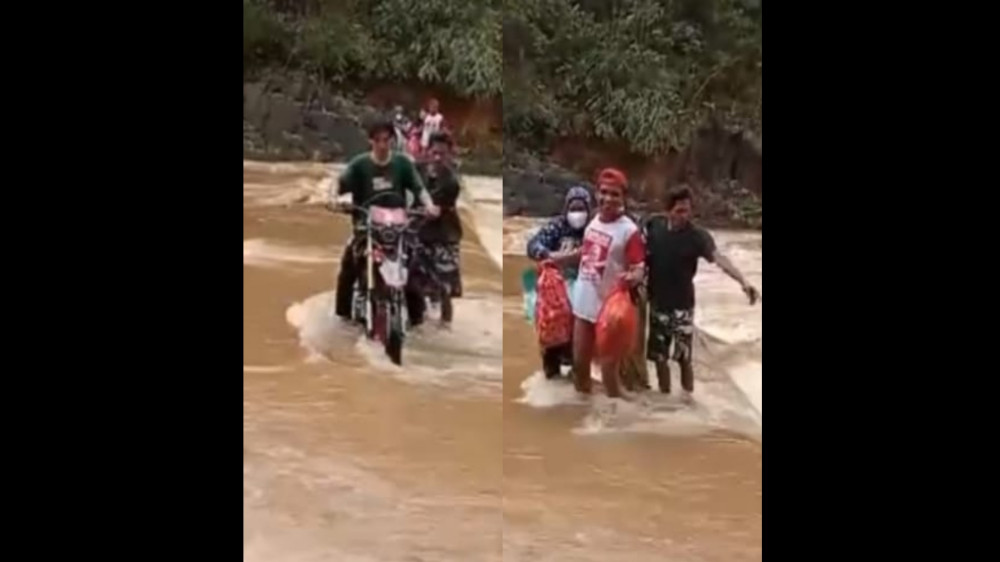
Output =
[{"x1": 243, "y1": 162, "x2": 761, "y2": 561}]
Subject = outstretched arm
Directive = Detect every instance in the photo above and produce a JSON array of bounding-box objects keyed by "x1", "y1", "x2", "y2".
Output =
[{"x1": 712, "y1": 251, "x2": 760, "y2": 304}]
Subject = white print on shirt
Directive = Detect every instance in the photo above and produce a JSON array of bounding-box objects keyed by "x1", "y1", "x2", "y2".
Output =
[{"x1": 579, "y1": 228, "x2": 612, "y2": 282}]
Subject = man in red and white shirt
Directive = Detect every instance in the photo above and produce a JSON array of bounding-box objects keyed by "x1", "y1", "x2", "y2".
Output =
[{"x1": 570, "y1": 168, "x2": 645, "y2": 398}]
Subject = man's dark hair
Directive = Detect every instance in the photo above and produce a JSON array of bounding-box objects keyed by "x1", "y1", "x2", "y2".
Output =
[
  {"x1": 367, "y1": 119, "x2": 395, "y2": 139},
  {"x1": 665, "y1": 185, "x2": 693, "y2": 210},
  {"x1": 428, "y1": 131, "x2": 453, "y2": 148}
]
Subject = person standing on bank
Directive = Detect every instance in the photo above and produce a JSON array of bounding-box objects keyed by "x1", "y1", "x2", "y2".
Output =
[{"x1": 644, "y1": 186, "x2": 760, "y2": 401}]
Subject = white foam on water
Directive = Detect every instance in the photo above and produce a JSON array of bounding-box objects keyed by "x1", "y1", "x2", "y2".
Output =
[
  {"x1": 516, "y1": 371, "x2": 590, "y2": 408},
  {"x1": 515, "y1": 364, "x2": 760, "y2": 440},
  {"x1": 692, "y1": 232, "x2": 762, "y2": 416},
  {"x1": 285, "y1": 291, "x2": 361, "y2": 359},
  {"x1": 727, "y1": 360, "x2": 762, "y2": 415},
  {"x1": 243, "y1": 161, "x2": 346, "y2": 208},
  {"x1": 287, "y1": 291, "x2": 502, "y2": 396},
  {"x1": 244, "y1": 365, "x2": 292, "y2": 374},
  {"x1": 459, "y1": 175, "x2": 504, "y2": 270},
  {"x1": 244, "y1": 160, "x2": 504, "y2": 271},
  {"x1": 502, "y1": 526, "x2": 695, "y2": 562},
  {"x1": 573, "y1": 369, "x2": 761, "y2": 441}
]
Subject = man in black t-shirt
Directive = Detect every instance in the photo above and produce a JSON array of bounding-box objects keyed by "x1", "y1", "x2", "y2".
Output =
[
  {"x1": 645, "y1": 186, "x2": 760, "y2": 400},
  {"x1": 412, "y1": 132, "x2": 465, "y2": 326}
]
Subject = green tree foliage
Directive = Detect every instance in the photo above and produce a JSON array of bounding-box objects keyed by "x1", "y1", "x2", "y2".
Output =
[
  {"x1": 504, "y1": 0, "x2": 761, "y2": 154},
  {"x1": 243, "y1": 0, "x2": 502, "y2": 98}
]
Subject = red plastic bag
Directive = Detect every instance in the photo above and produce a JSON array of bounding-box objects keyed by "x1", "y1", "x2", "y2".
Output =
[
  {"x1": 596, "y1": 282, "x2": 638, "y2": 361},
  {"x1": 535, "y1": 261, "x2": 573, "y2": 348}
]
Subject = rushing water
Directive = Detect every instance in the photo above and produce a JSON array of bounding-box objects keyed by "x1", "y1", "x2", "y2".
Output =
[
  {"x1": 244, "y1": 161, "x2": 504, "y2": 561},
  {"x1": 244, "y1": 161, "x2": 761, "y2": 561},
  {"x1": 502, "y1": 219, "x2": 762, "y2": 562}
]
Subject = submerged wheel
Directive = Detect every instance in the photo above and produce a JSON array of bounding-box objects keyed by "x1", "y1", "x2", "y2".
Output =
[
  {"x1": 386, "y1": 328, "x2": 403, "y2": 365},
  {"x1": 385, "y1": 296, "x2": 405, "y2": 365},
  {"x1": 371, "y1": 301, "x2": 387, "y2": 341}
]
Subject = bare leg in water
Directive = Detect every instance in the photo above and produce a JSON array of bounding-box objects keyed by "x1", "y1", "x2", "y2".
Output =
[
  {"x1": 655, "y1": 360, "x2": 695, "y2": 403},
  {"x1": 574, "y1": 318, "x2": 632, "y2": 399},
  {"x1": 572, "y1": 317, "x2": 595, "y2": 394},
  {"x1": 679, "y1": 360, "x2": 695, "y2": 403},
  {"x1": 655, "y1": 360, "x2": 671, "y2": 394},
  {"x1": 600, "y1": 358, "x2": 623, "y2": 398}
]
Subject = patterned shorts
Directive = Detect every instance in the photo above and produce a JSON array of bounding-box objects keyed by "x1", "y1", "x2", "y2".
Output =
[
  {"x1": 419, "y1": 242, "x2": 463, "y2": 298},
  {"x1": 647, "y1": 309, "x2": 695, "y2": 364}
]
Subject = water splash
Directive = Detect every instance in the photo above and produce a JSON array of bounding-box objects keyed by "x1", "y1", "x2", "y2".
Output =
[{"x1": 287, "y1": 291, "x2": 502, "y2": 396}]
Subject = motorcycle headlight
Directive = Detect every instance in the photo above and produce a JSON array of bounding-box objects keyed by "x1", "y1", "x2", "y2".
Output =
[{"x1": 375, "y1": 225, "x2": 400, "y2": 246}]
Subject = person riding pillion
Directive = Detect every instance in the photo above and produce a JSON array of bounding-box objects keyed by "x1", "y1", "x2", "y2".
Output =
[{"x1": 413, "y1": 131, "x2": 465, "y2": 325}]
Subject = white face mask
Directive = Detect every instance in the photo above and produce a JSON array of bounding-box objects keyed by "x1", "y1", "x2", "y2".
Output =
[{"x1": 567, "y1": 211, "x2": 589, "y2": 230}]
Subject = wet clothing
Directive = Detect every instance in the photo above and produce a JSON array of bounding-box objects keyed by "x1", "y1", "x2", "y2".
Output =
[
  {"x1": 643, "y1": 217, "x2": 716, "y2": 366},
  {"x1": 416, "y1": 164, "x2": 463, "y2": 245},
  {"x1": 647, "y1": 308, "x2": 695, "y2": 363},
  {"x1": 412, "y1": 241, "x2": 462, "y2": 299},
  {"x1": 570, "y1": 214, "x2": 645, "y2": 323},
  {"x1": 412, "y1": 165, "x2": 463, "y2": 301},
  {"x1": 644, "y1": 217, "x2": 717, "y2": 311}
]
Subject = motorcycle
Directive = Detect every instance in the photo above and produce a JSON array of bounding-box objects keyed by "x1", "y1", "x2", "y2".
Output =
[{"x1": 338, "y1": 196, "x2": 428, "y2": 365}]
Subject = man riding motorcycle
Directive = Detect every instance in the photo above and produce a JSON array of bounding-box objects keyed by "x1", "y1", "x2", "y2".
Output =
[
  {"x1": 331, "y1": 119, "x2": 440, "y2": 327},
  {"x1": 411, "y1": 131, "x2": 464, "y2": 326}
]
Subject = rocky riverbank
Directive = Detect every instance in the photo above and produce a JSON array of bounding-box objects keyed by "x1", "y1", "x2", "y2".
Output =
[
  {"x1": 243, "y1": 72, "x2": 502, "y2": 175},
  {"x1": 243, "y1": 72, "x2": 760, "y2": 230},
  {"x1": 502, "y1": 125, "x2": 762, "y2": 231}
]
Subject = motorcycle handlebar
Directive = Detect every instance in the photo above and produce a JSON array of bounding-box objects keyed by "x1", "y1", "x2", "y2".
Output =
[{"x1": 332, "y1": 203, "x2": 428, "y2": 219}]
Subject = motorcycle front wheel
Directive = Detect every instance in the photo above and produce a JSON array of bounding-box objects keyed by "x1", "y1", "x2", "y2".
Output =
[{"x1": 385, "y1": 292, "x2": 405, "y2": 365}]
